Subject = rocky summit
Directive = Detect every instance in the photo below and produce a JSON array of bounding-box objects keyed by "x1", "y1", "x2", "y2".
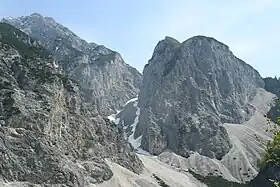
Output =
[
  {"x1": 0, "y1": 12, "x2": 278, "y2": 187},
  {"x1": 2, "y1": 13, "x2": 142, "y2": 115},
  {"x1": 0, "y1": 23, "x2": 143, "y2": 187},
  {"x1": 135, "y1": 36, "x2": 265, "y2": 159}
]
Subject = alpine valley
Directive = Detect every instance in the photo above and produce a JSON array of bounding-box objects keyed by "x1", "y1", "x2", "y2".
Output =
[{"x1": 0, "y1": 13, "x2": 279, "y2": 187}]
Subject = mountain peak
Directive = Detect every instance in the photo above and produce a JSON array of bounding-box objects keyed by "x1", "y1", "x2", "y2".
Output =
[
  {"x1": 138, "y1": 35, "x2": 264, "y2": 160},
  {"x1": 2, "y1": 13, "x2": 142, "y2": 115},
  {"x1": 164, "y1": 36, "x2": 180, "y2": 43},
  {"x1": 1, "y1": 13, "x2": 92, "y2": 59},
  {"x1": 183, "y1": 35, "x2": 230, "y2": 49},
  {"x1": 29, "y1": 12, "x2": 43, "y2": 18}
]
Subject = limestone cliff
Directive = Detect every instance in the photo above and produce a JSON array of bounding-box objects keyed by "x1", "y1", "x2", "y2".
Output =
[
  {"x1": 135, "y1": 36, "x2": 265, "y2": 159},
  {"x1": 0, "y1": 23, "x2": 143, "y2": 187},
  {"x1": 2, "y1": 13, "x2": 142, "y2": 115}
]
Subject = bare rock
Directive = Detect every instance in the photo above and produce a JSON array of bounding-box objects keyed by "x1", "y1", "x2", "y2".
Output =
[
  {"x1": 136, "y1": 36, "x2": 264, "y2": 159},
  {"x1": 2, "y1": 13, "x2": 142, "y2": 116},
  {"x1": 0, "y1": 23, "x2": 143, "y2": 187}
]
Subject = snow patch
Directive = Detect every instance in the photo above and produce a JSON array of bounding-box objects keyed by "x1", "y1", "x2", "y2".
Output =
[
  {"x1": 107, "y1": 97, "x2": 151, "y2": 155},
  {"x1": 52, "y1": 61, "x2": 59, "y2": 68},
  {"x1": 126, "y1": 101, "x2": 151, "y2": 156},
  {"x1": 164, "y1": 100, "x2": 172, "y2": 107},
  {"x1": 127, "y1": 102, "x2": 140, "y2": 148},
  {"x1": 124, "y1": 97, "x2": 138, "y2": 106},
  {"x1": 107, "y1": 110, "x2": 121, "y2": 125}
]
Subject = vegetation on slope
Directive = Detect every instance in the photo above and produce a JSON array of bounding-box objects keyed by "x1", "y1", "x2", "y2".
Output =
[
  {"x1": 263, "y1": 77, "x2": 280, "y2": 174},
  {"x1": 251, "y1": 77, "x2": 280, "y2": 187},
  {"x1": 0, "y1": 22, "x2": 50, "y2": 59},
  {"x1": 189, "y1": 170, "x2": 251, "y2": 187},
  {"x1": 264, "y1": 77, "x2": 280, "y2": 122},
  {"x1": 152, "y1": 174, "x2": 170, "y2": 187},
  {"x1": 189, "y1": 77, "x2": 280, "y2": 187}
]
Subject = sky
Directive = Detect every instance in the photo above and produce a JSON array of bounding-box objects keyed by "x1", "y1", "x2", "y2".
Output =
[{"x1": 0, "y1": 0, "x2": 279, "y2": 77}]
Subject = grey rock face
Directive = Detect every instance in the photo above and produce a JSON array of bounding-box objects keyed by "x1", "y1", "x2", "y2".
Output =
[
  {"x1": 2, "y1": 13, "x2": 142, "y2": 115},
  {"x1": 2, "y1": 13, "x2": 92, "y2": 60},
  {"x1": 63, "y1": 52, "x2": 142, "y2": 115},
  {"x1": 135, "y1": 36, "x2": 265, "y2": 159},
  {"x1": 0, "y1": 23, "x2": 143, "y2": 186}
]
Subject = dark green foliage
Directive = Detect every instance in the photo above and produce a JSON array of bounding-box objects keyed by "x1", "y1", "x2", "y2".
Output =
[
  {"x1": 264, "y1": 77, "x2": 280, "y2": 123},
  {"x1": 264, "y1": 77, "x2": 280, "y2": 97},
  {"x1": 251, "y1": 78, "x2": 280, "y2": 187},
  {"x1": 250, "y1": 164, "x2": 280, "y2": 187},
  {"x1": 189, "y1": 170, "x2": 251, "y2": 187},
  {"x1": 152, "y1": 174, "x2": 170, "y2": 187},
  {"x1": 267, "y1": 101, "x2": 280, "y2": 123}
]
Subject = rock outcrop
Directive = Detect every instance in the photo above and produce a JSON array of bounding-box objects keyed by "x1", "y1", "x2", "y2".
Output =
[
  {"x1": 135, "y1": 36, "x2": 265, "y2": 159},
  {"x1": 2, "y1": 13, "x2": 142, "y2": 115},
  {"x1": 0, "y1": 23, "x2": 143, "y2": 187}
]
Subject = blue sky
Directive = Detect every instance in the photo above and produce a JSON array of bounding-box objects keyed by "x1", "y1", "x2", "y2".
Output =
[{"x1": 0, "y1": 0, "x2": 279, "y2": 77}]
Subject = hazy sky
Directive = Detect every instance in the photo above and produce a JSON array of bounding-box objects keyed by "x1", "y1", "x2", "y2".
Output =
[{"x1": 0, "y1": 0, "x2": 279, "y2": 77}]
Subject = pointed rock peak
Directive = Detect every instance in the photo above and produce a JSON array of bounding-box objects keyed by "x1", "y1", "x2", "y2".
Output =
[
  {"x1": 28, "y1": 13, "x2": 57, "y2": 25},
  {"x1": 29, "y1": 13, "x2": 43, "y2": 18},
  {"x1": 152, "y1": 36, "x2": 180, "y2": 56},
  {"x1": 1, "y1": 16, "x2": 17, "y2": 22},
  {"x1": 45, "y1": 16, "x2": 56, "y2": 22},
  {"x1": 163, "y1": 36, "x2": 180, "y2": 44}
]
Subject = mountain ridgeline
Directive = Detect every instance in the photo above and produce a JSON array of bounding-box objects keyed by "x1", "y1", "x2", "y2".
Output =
[
  {"x1": 2, "y1": 13, "x2": 142, "y2": 116},
  {"x1": 0, "y1": 13, "x2": 279, "y2": 187},
  {"x1": 0, "y1": 21, "x2": 143, "y2": 186}
]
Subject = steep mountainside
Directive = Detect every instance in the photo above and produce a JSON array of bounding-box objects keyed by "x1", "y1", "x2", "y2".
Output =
[
  {"x1": 1, "y1": 13, "x2": 278, "y2": 187},
  {"x1": 0, "y1": 23, "x2": 143, "y2": 187},
  {"x1": 135, "y1": 36, "x2": 265, "y2": 159},
  {"x1": 115, "y1": 86, "x2": 275, "y2": 184},
  {"x1": 248, "y1": 77, "x2": 280, "y2": 187},
  {"x1": 2, "y1": 13, "x2": 142, "y2": 115}
]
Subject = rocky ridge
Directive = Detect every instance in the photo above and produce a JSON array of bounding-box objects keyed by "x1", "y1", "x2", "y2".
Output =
[
  {"x1": 0, "y1": 23, "x2": 143, "y2": 187},
  {"x1": 114, "y1": 87, "x2": 275, "y2": 184},
  {"x1": 135, "y1": 36, "x2": 265, "y2": 159},
  {"x1": 0, "y1": 13, "x2": 278, "y2": 187},
  {"x1": 2, "y1": 13, "x2": 142, "y2": 115}
]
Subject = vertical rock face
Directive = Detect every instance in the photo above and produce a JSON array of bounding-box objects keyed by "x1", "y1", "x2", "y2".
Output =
[
  {"x1": 0, "y1": 23, "x2": 143, "y2": 186},
  {"x1": 135, "y1": 36, "x2": 265, "y2": 159},
  {"x1": 2, "y1": 13, "x2": 142, "y2": 115}
]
